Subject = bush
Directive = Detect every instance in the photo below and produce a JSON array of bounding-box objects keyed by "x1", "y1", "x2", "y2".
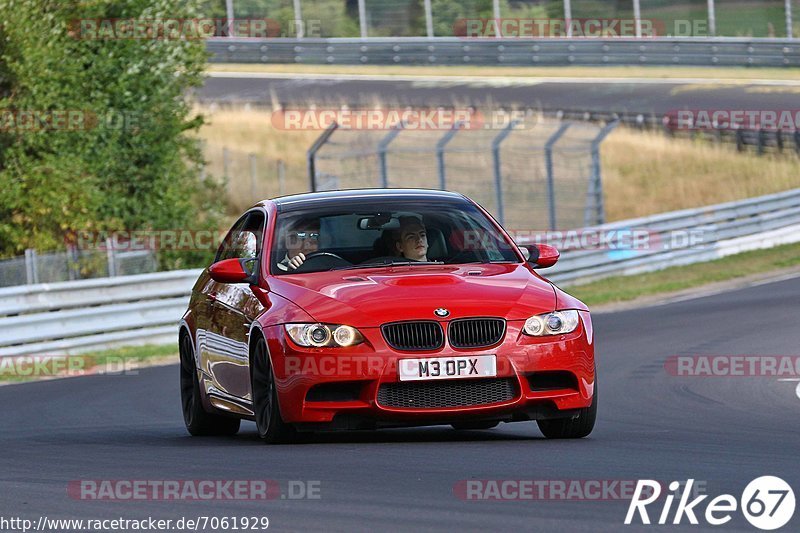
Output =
[{"x1": 0, "y1": 0, "x2": 223, "y2": 268}]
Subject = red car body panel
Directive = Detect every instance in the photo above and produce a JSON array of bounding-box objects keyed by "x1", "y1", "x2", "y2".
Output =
[
  {"x1": 181, "y1": 189, "x2": 595, "y2": 430},
  {"x1": 266, "y1": 263, "x2": 556, "y2": 327}
]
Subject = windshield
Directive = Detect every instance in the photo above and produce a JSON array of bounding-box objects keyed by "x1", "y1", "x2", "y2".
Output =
[{"x1": 270, "y1": 199, "x2": 520, "y2": 275}]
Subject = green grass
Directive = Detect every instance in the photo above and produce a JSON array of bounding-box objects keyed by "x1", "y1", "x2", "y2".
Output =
[
  {"x1": 569, "y1": 241, "x2": 800, "y2": 307},
  {"x1": 636, "y1": 1, "x2": 789, "y2": 38},
  {"x1": 0, "y1": 344, "x2": 177, "y2": 383}
]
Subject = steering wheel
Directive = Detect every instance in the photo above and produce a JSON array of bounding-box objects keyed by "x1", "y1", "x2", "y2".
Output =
[
  {"x1": 292, "y1": 251, "x2": 351, "y2": 272},
  {"x1": 304, "y1": 252, "x2": 346, "y2": 262}
]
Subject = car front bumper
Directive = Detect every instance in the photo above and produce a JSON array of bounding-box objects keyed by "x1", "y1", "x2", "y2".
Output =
[{"x1": 264, "y1": 311, "x2": 595, "y2": 428}]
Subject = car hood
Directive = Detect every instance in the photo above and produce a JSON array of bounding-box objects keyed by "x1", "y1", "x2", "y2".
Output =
[{"x1": 267, "y1": 263, "x2": 556, "y2": 327}]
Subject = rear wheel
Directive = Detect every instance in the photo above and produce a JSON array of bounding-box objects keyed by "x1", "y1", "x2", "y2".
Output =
[
  {"x1": 537, "y1": 382, "x2": 597, "y2": 439},
  {"x1": 179, "y1": 332, "x2": 240, "y2": 436},
  {"x1": 251, "y1": 336, "x2": 296, "y2": 444}
]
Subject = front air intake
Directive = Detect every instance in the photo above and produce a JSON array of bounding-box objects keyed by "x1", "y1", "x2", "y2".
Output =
[
  {"x1": 381, "y1": 321, "x2": 444, "y2": 351},
  {"x1": 448, "y1": 318, "x2": 506, "y2": 348}
]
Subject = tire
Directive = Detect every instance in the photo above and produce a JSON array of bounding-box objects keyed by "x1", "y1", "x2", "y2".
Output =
[
  {"x1": 451, "y1": 421, "x2": 499, "y2": 430},
  {"x1": 537, "y1": 380, "x2": 597, "y2": 439},
  {"x1": 251, "y1": 336, "x2": 296, "y2": 444},
  {"x1": 179, "y1": 332, "x2": 241, "y2": 436}
]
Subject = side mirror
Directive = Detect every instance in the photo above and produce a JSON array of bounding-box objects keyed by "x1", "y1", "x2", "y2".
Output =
[
  {"x1": 209, "y1": 258, "x2": 259, "y2": 285},
  {"x1": 526, "y1": 243, "x2": 560, "y2": 268}
]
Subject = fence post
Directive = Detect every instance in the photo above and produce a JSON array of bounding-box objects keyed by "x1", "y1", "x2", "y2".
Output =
[
  {"x1": 223, "y1": 147, "x2": 231, "y2": 181},
  {"x1": 424, "y1": 0, "x2": 434, "y2": 37},
  {"x1": 544, "y1": 122, "x2": 572, "y2": 230},
  {"x1": 358, "y1": 0, "x2": 367, "y2": 38},
  {"x1": 564, "y1": 0, "x2": 573, "y2": 38},
  {"x1": 24, "y1": 248, "x2": 38, "y2": 285},
  {"x1": 707, "y1": 0, "x2": 716, "y2": 37},
  {"x1": 307, "y1": 122, "x2": 339, "y2": 192},
  {"x1": 278, "y1": 159, "x2": 286, "y2": 196},
  {"x1": 586, "y1": 121, "x2": 619, "y2": 227},
  {"x1": 226, "y1": 0, "x2": 235, "y2": 37},
  {"x1": 67, "y1": 244, "x2": 80, "y2": 281},
  {"x1": 249, "y1": 153, "x2": 258, "y2": 201},
  {"x1": 106, "y1": 238, "x2": 117, "y2": 277},
  {"x1": 786, "y1": 0, "x2": 794, "y2": 39},
  {"x1": 293, "y1": 0, "x2": 304, "y2": 38},
  {"x1": 198, "y1": 139, "x2": 207, "y2": 182},
  {"x1": 377, "y1": 122, "x2": 406, "y2": 188},
  {"x1": 435, "y1": 122, "x2": 462, "y2": 190},
  {"x1": 491, "y1": 120, "x2": 519, "y2": 226},
  {"x1": 633, "y1": 0, "x2": 642, "y2": 38}
]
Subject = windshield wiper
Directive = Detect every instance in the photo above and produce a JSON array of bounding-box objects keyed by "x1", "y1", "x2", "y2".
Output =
[{"x1": 331, "y1": 260, "x2": 444, "y2": 271}]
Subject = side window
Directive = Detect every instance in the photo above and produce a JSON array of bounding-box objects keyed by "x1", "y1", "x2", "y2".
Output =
[{"x1": 215, "y1": 211, "x2": 267, "y2": 262}]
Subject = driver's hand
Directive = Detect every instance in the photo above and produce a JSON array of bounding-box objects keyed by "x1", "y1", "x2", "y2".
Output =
[{"x1": 288, "y1": 253, "x2": 306, "y2": 270}]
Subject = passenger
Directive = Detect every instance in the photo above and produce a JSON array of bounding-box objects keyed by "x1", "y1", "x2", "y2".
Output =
[{"x1": 394, "y1": 216, "x2": 429, "y2": 262}]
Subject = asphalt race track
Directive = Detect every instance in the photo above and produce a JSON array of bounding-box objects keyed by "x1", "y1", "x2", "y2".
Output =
[
  {"x1": 200, "y1": 73, "x2": 800, "y2": 114},
  {"x1": 1, "y1": 275, "x2": 799, "y2": 531}
]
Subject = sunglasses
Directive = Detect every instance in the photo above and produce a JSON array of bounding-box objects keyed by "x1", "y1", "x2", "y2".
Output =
[{"x1": 292, "y1": 231, "x2": 320, "y2": 241}]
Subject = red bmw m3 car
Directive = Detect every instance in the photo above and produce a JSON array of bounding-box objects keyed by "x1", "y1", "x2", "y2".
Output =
[{"x1": 179, "y1": 189, "x2": 596, "y2": 443}]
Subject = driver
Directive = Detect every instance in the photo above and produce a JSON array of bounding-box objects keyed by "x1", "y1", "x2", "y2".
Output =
[
  {"x1": 394, "y1": 216, "x2": 429, "y2": 262},
  {"x1": 277, "y1": 218, "x2": 320, "y2": 271}
]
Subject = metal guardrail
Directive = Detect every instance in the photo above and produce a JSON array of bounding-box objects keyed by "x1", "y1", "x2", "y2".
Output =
[
  {"x1": 207, "y1": 37, "x2": 800, "y2": 67},
  {"x1": 2, "y1": 187, "x2": 800, "y2": 357},
  {"x1": 530, "y1": 188, "x2": 800, "y2": 285},
  {"x1": 0, "y1": 270, "x2": 201, "y2": 357}
]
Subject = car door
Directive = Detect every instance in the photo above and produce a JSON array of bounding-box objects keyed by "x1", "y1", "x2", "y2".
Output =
[
  {"x1": 202, "y1": 210, "x2": 267, "y2": 403},
  {"x1": 194, "y1": 213, "x2": 249, "y2": 389}
]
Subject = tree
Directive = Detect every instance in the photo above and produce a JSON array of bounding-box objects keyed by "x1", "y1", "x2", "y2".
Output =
[{"x1": 0, "y1": 0, "x2": 222, "y2": 267}]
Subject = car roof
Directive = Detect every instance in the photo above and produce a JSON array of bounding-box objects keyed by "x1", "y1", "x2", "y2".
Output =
[{"x1": 264, "y1": 188, "x2": 468, "y2": 213}]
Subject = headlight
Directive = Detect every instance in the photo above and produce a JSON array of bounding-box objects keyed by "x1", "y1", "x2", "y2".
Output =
[
  {"x1": 523, "y1": 310, "x2": 580, "y2": 336},
  {"x1": 284, "y1": 323, "x2": 364, "y2": 347}
]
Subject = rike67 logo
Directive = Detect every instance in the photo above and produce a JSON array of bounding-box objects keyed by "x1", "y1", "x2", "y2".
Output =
[{"x1": 625, "y1": 477, "x2": 795, "y2": 530}]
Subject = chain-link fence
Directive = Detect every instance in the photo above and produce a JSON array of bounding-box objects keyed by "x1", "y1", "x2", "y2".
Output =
[
  {"x1": 207, "y1": 0, "x2": 800, "y2": 39},
  {"x1": 209, "y1": 144, "x2": 291, "y2": 211},
  {"x1": 0, "y1": 248, "x2": 158, "y2": 288},
  {"x1": 309, "y1": 115, "x2": 617, "y2": 231}
]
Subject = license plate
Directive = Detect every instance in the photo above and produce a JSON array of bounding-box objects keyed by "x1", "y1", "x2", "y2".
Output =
[{"x1": 398, "y1": 355, "x2": 497, "y2": 382}]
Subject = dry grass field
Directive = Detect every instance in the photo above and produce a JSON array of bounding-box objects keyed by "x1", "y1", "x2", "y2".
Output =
[{"x1": 194, "y1": 105, "x2": 800, "y2": 221}]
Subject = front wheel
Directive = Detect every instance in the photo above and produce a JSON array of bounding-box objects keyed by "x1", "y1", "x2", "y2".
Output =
[
  {"x1": 537, "y1": 382, "x2": 597, "y2": 439},
  {"x1": 179, "y1": 332, "x2": 240, "y2": 436},
  {"x1": 251, "y1": 336, "x2": 296, "y2": 444}
]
